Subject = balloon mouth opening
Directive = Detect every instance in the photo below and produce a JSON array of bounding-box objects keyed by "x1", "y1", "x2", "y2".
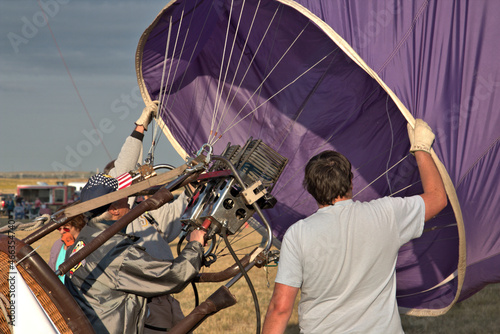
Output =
[{"x1": 137, "y1": 0, "x2": 465, "y2": 314}]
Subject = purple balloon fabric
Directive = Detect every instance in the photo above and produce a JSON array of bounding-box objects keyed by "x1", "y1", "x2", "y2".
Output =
[{"x1": 136, "y1": 0, "x2": 500, "y2": 314}]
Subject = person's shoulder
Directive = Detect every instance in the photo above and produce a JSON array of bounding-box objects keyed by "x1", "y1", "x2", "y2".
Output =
[
  {"x1": 282, "y1": 218, "x2": 303, "y2": 238},
  {"x1": 363, "y1": 195, "x2": 422, "y2": 205},
  {"x1": 283, "y1": 212, "x2": 317, "y2": 237},
  {"x1": 50, "y1": 238, "x2": 64, "y2": 252},
  {"x1": 360, "y1": 196, "x2": 425, "y2": 219}
]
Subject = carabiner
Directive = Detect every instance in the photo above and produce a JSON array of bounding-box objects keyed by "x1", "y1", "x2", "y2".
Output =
[{"x1": 196, "y1": 143, "x2": 213, "y2": 164}]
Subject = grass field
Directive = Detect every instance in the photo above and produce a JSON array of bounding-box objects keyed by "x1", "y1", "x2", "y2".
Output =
[{"x1": 1, "y1": 175, "x2": 499, "y2": 333}]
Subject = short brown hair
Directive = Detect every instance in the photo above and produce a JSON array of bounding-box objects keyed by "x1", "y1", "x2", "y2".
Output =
[
  {"x1": 303, "y1": 151, "x2": 353, "y2": 206},
  {"x1": 55, "y1": 204, "x2": 87, "y2": 232},
  {"x1": 67, "y1": 214, "x2": 86, "y2": 231},
  {"x1": 103, "y1": 160, "x2": 116, "y2": 174}
]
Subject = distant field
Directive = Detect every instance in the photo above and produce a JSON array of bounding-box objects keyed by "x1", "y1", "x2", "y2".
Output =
[{"x1": 0, "y1": 177, "x2": 87, "y2": 194}]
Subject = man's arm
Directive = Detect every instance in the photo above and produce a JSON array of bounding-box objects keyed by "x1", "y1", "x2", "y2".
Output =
[
  {"x1": 116, "y1": 232, "x2": 205, "y2": 297},
  {"x1": 107, "y1": 101, "x2": 158, "y2": 176},
  {"x1": 408, "y1": 119, "x2": 447, "y2": 222},
  {"x1": 262, "y1": 283, "x2": 299, "y2": 334},
  {"x1": 108, "y1": 129, "x2": 144, "y2": 177},
  {"x1": 415, "y1": 151, "x2": 447, "y2": 221},
  {"x1": 134, "y1": 124, "x2": 145, "y2": 134}
]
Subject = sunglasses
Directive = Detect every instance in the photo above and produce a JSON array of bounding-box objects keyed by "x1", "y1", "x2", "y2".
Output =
[{"x1": 58, "y1": 226, "x2": 71, "y2": 233}]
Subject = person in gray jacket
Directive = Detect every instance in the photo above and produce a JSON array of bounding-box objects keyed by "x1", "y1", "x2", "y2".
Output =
[
  {"x1": 106, "y1": 101, "x2": 188, "y2": 261},
  {"x1": 104, "y1": 101, "x2": 192, "y2": 331},
  {"x1": 65, "y1": 173, "x2": 206, "y2": 334}
]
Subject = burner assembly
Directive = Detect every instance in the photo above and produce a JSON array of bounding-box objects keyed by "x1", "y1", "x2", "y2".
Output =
[{"x1": 181, "y1": 138, "x2": 288, "y2": 239}]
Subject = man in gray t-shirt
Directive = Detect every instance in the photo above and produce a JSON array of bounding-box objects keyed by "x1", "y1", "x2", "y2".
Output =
[{"x1": 263, "y1": 119, "x2": 448, "y2": 333}]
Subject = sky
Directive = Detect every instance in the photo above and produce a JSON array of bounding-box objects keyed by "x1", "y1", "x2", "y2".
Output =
[{"x1": 0, "y1": 0, "x2": 185, "y2": 172}]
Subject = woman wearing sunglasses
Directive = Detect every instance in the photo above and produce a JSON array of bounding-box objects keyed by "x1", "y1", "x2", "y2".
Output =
[{"x1": 48, "y1": 213, "x2": 86, "y2": 283}]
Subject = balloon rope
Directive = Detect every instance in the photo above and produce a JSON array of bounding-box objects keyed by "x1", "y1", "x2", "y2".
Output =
[
  {"x1": 36, "y1": 0, "x2": 112, "y2": 160},
  {"x1": 388, "y1": 181, "x2": 421, "y2": 197},
  {"x1": 212, "y1": 4, "x2": 282, "y2": 143},
  {"x1": 353, "y1": 154, "x2": 410, "y2": 198},
  {"x1": 212, "y1": 20, "x2": 312, "y2": 144},
  {"x1": 209, "y1": 0, "x2": 235, "y2": 144},
  {"x1": 275, "y1": 51, "x2": 339, "y2": 151},
  {"x1": 214, "y1": 44, "x2": 337, "y2": 146},
  {"x1": 216, "y1": 0, "x2": 262, "y2": 135},
  {"x1": 246, "y1": 7, "x2": 285, "y2": 142},
  {"x1": 212, "y1": 0, "x2": 247, "y2": 133},
  {"x1": 396, "y1": 270, "x2": 458, "y2": 298},
  {"x1": 160, "y1": 0, "x2": 215, "y2": 130},
  {"x1": 214, "y1": 229, "x2": 262, "y2": 259},
  {"x1": 160, "y1": 9, "x2": 186, "y2": 112},
  {"x1": 266, "y1": 52, "x2": 340, "y2": 198},
  {"x1": 273, "y1": 85, "x2": 383, "y2": 202},
  {"x1": 152, "y1": 8, "x2": 187, "y2": 155},
  {"x1": 162, "y1": 6, "x2": 194, "y2": 115},
  {"x1": 148, "y1": 15, "x2": 173, "y2": 160},
  {"x1": 206, "y1": 219, "x2": 261, "y2": 258},
  {"x1": 154, "y1": 1, "x2": 201, "y2": 157},
  {"x1": 211, "y1": 21, "x2": 313, "y2": 145},
  {"x1": 276, "y1": 86, "x2": 403, "y2": 201}
]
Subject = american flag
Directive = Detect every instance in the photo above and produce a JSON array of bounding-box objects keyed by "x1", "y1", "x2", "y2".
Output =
[{"x1": 117, "y1": 172, "x2": 133, "y2": 190}]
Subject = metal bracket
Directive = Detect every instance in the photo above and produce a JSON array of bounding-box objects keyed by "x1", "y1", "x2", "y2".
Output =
[
  {"x1": 241, "y1": 180, "x2": 267, "y2": 205},
  {"x1": 137, "y1": 164, "x2": 156, "y2": 180}
]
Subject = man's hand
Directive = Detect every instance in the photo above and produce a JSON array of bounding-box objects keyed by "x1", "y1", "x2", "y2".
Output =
[
  {"x1": 135, "y1": 100, "x2": 159, "y2": 131},
  {"x1": 407, "y1": 119, "x2": 435, "y2": 154},
  {"x1": 189, "y1": 229, "x2": 207, "y2": 245}
]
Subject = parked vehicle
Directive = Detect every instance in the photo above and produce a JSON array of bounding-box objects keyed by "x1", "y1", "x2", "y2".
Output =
[{"x1": 16, "y1": 185, "x2": 76, "y2": 213}]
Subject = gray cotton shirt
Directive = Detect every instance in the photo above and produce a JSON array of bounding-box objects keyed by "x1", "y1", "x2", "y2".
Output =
[{"x1": 276, "y1": 196, "x2": 425, "y2": 334}]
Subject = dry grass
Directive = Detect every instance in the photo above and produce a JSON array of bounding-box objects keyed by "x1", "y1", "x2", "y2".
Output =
[
  {"x1": 169, "y1": 233, "x2": 301, "y2": 334},
  {"x1": 400, "y1": 284, "x2": 500, "y2": 334}
]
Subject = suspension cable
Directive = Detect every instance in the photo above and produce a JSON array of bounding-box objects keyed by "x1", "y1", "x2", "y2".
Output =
[
  {"x1": 148, "y1": 15, "x2": 173, "y2": 161},
  {"x1": 218, "y1": 0, "x2": 262, "y2": 133},
  {"x1": 213, "y1": 4, "x2": 282, "y2": 142},
  {"x1": 155, "y1": 7, "x2": 188, "y2": 153},
  {"x1": 209, "y1": 0, "x2": 236, "y2": 143},
  {"x1": 211, "y1": 0, "x2": 247, "y2": 134},
  {"x1": 211, "y1": 21, "x2": 314, "y2": 145},
  {"x1": 213, "y1": 45, "x2": 334, "y2": 146},
  {"x1": 384, "y1": 95, "x2": 396, "y2": 194},
  {"x1": 353, "y1": 154, "x2": 410, "y2": 198},
  {"x1": 148, "y1": 1, "x2": 422, "y2": 225}
]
